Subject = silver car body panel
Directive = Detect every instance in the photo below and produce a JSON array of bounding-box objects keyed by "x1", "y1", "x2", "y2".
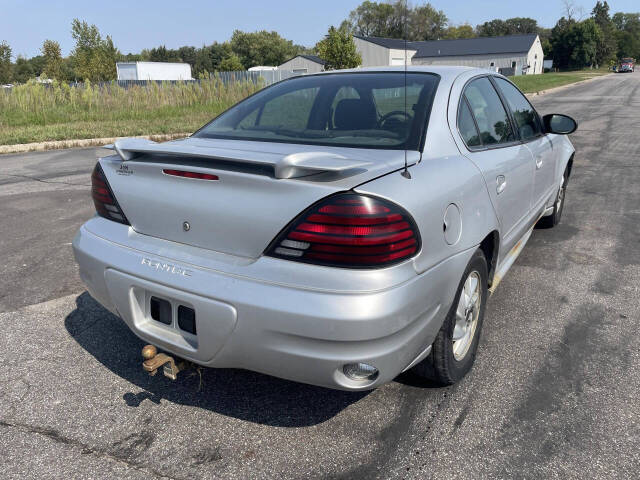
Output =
[{"x1": 73, "y1": 66, "x2": 575, "y2": 390}]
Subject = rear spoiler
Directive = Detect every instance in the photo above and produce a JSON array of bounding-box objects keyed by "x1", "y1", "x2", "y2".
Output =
[{"x1": 103, "y1": 138, "x2": 371, "y2": 179}]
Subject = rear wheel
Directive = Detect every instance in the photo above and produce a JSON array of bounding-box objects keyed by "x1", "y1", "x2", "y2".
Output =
[{"x1": 412, "y1": 249, "x2": 488, "y2": 385}]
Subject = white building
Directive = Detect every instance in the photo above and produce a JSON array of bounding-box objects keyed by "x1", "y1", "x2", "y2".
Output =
[
  {"x1": 116, "y1": 62, "x2": 192, "y2": 81},
  {"x1": 354, "y1": 34, "x2": 544, "y2": 76},
  {"x1": 278, "y1": 55, "x2": 326, "y2": 74},
  {"x1": 248, "y1": 66, "x2": 278, "y2": 72}
]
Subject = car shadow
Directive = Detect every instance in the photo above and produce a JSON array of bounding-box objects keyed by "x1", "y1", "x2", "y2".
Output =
[{"x1": 65, "y1": 292, "x2": 368, "y2": 427}]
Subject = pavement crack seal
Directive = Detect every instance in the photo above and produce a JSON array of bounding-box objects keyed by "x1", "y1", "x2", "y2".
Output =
[
  {"x1": 0, "y1": 173, "x2": 91, "y2": 187},
  {"x1": 0, "y1": 419, "x2": 182, "y2": 480}
]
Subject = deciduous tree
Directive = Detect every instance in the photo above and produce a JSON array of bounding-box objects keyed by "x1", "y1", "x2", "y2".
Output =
[
  {"x1": 442, "y1": 24, "x2": 475, "y2": 39},
  {"x1": 41, "y1": 39, "x2": 63, "y2": 81},
  {"x1": 316, "y1": 26, "x2": 362, "y2": 70},
  {"x1": 612, "y1": 12, "x2": 640, "y2": 59},
  {"x1": 591, "y1": 1, "x2": 617, "y2": 66},
  {"x1": 551, "y1": 17, "x2": 603, "y2": 69},
  {"x1": 476, "y1": 17, "x2": 540, "y2": 37},
  {"x1": 218, "y1": 53, "x2": 244, "y2": 71},
  {"x1": 344, "y1": 1, "x2": 447, "y2": 41},
  {"x1": 70, "y1": 19, "x2": 118, "y2": 81},
  {"x1": 230, "y1": 30, "x2": 299, "y2": 69},
  {"x1": 0, "y1": 41, "x2": 13, "y2": 84},
  {"x1": 409, "y1": 3, "x2": 448, "y2": 40}
]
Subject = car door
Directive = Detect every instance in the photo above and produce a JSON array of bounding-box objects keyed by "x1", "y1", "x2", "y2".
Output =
[
  {"x1": 457, "y1": 76, "x2": 535, "y2": 256},
  {"x1": 492, "y1": 77, "x2": 556, "y2": 213}
]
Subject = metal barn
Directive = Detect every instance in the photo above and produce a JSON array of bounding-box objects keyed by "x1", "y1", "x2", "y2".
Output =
[
  {"x1": 278, "y1": 55, "x2": 326, "y2": 74},
  {"x1": 354, "y1": 34, "x2": 544, "y2": 76}
]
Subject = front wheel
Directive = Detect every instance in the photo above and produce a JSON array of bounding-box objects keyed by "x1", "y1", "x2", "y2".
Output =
[
  {"x1": 538, "y1": 171, "x2": 567, "y2": 228},
  {"x1": 412, "y1": 249, "x2": 488, "y2": 385}
]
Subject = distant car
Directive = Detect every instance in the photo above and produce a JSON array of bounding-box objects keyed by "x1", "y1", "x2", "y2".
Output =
[
  {"x1": 73, "y1": 67, "x2": 577, "y2": 391},
  {"x1": 1, "y1": 84, "x2": 13, "y2": 89},
  {"x1": 619, "y1": 58, "x2": 635, "y2": 72}
]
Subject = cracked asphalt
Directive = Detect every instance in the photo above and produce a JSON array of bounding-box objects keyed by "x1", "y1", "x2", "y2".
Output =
[{"x1": 1, "y1": 72, "x2": 639, "y2": 479}]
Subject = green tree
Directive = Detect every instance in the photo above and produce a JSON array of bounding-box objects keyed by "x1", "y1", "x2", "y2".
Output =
[
  {"x1": 552, "y1": 17, "x2": 603, "y2": 69},
  {"x1": 476, "y1": 17, "x2": 540, "y2": 37},
  {"x1": 591, "y1": 1, "x2": 617, "y2": 66},
  {"x1": 504, "y1": 17, "x2": 540, "y2": 34},
  {"x1": 344, "y1": 1, "x2": 447, "y2": 41},
  {"x1": 612, "y1": 13, "x2": 640, "y2": 59},
  {"x1": 442, "y1": 24, "x2": 476, "y2": 39},
  {"x1": 615, "y1": 30, "x2": 640, "y2": 59},
  {"x1": 567, "y1": 19, "x2": 603, "y2": 68},
  {"x1": 612, "y1": 12, "x2": 640, "y2": 32},
  {"x1": 316, "y1": 26, "x2": 362, "y2": 70},
  {"x1": 0, "y1": 40, "x2": 13, "y2": 84},
  {"x1": 149, "y1": 45, "x2": 181, "y2": 62},
  {"x1": 13, "y1": 56, "x2": 35, "y2": 83},
  {"x1": 41, "y1": 39, "x2": 64, "y2": 81},
  {"x1": 178, "y1": 46, "x2": 197, "y2": 67},
  {"x1": 230, "y1": 30, "x2": 299, "y2": 69},
  {"x1": 60, "y1": 57, "x2": 76, "y2": 82},
  {"x1": 550, "y1": 17, "x2": 576, "y2": 69},
  {"x1": 345, "y1": 0, "x2": 396, "y2": 37},
  {"x1": 409, "y1": 3, "x2": 448, "y2": 40},
  {"x1": 218, "y1": 53, "x2": 244, "y2": 71},
  {"x1": 70, "y1": 19, "x2": 118, "y2": 81},
  {"x1": 193, "y1": 42, "x2": 233, "y2": 76},
  {"x1": 476, "y1": 19, "x2": 509, "y2": 37}
]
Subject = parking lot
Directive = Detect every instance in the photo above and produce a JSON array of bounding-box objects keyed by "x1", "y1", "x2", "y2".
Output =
[{"x1": 1, "y1": 72, "x2": 639, "y2": 479}]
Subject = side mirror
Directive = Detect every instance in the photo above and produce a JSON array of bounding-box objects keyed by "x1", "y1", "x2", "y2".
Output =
[{"x1": 542, "y1": 114, "x2": 578, "y2": 135}]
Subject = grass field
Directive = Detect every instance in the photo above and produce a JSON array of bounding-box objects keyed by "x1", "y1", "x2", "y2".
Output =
[
  {"x1": 0, "y1": 79, "x2": 261, "y2": 146},
  {"x1": 512, "y1": 69, "x2": 610, "y2": 94},
  {"x1": 0, "y1": 69, "x2": 612, "y2": 147}
]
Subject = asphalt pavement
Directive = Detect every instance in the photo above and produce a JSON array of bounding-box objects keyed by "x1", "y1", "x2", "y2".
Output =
[{"x1": 0, "y1": 73, "x2": 639, "y2": 479}]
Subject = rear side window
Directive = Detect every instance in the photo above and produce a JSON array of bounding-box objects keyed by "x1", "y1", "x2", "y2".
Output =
[
  {"x1": 458, "y1": 100, "x2": 481, "y2": 147},
  {"x1": 494, "y1": 77, "x2": 541, "y2": 141},
  {"x1": 463, "y1": 77, "x2": 515, "y2": 146}
]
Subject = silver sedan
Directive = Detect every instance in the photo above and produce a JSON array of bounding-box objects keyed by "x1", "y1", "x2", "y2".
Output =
[{"x1": 73, "y1": 66, "x2": 577, "y2": 391}]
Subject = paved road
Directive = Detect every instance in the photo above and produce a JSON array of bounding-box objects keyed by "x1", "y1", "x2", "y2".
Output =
[{"x1": 1, "y1": 73, "x2": 639, "y2": 479}]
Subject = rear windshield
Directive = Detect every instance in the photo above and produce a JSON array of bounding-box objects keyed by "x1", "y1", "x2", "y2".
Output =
[{"x1": 194, "y1": 72, "x2": 440, "y2": 150}]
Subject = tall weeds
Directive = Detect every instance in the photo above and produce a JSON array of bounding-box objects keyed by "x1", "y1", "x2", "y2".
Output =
[{"x1": 0, "y1": 77, "x2": 261, "y2": 144}]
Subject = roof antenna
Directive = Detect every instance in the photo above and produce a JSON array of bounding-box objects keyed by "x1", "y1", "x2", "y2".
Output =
[{"x1": 401, "y1": 1, "x2": 411, "y2": 179}]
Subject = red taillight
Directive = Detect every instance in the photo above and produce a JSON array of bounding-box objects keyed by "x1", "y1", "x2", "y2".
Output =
[
  {"x1": 91, "y1": 163, "x2": 130, "y2": 225},
  {"x1": 266, "y1": 193, "x2": 420, "y2": 268},
  {"x1": 163, "y1": 169, "x2": 219, "y2": 181}
]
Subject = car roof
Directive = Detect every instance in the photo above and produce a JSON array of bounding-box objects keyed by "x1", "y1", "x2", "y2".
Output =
[{"x1": 305, "y1": 65, "x2": 483, "y2": 83}]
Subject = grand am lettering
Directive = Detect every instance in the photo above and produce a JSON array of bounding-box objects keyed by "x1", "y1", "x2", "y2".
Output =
[{"x1": 141, "y1": 258, "x2": 193, "y2": 277}]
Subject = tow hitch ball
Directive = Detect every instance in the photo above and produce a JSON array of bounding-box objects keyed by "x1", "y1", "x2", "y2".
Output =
[{"x1": 141, "y1": 345, "x2": 185, "y2": 380}]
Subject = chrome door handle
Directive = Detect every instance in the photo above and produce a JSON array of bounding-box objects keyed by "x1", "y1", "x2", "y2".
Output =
[
  {"x1": 496, "y1": 175, "x2": 507, "y2": 195},
  {"x1": 535, "y1": 157, "x2": 543, "y2": 169}
]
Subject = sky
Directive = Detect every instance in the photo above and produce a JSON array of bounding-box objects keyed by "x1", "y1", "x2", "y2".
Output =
[{"x1": 2, "y1": 0, "x2": 639, "y2": 59}]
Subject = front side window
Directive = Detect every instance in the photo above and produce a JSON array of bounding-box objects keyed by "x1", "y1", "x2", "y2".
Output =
[
  {"x1": 494, "y1": 77, "x2": 541, "y2": 141},
  {"x1": 195, "y1": 73, "x2": 440, "y2": 150},
  {"x1": 463, "y1": 77, "x2": 515, "y2": 146}
]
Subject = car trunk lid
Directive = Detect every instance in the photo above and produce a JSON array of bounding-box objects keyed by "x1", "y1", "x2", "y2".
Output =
[{"x1": 100, "y1": 137, "x2": 417, "y2": 258}]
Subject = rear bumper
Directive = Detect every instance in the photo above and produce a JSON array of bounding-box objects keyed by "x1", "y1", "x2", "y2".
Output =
[{"x1": 72, "y1": 218, "x2": 473, "y2": 390}]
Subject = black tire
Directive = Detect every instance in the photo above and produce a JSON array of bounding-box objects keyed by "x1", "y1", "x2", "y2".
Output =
[
  {"x1": 412, "y1": 249, "x2": 488, "y2": 385},
  {"x1": 537, "y1": 170, "x2": 568, "y2": 228}
]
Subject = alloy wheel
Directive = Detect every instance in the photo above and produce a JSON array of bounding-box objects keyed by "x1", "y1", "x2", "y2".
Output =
[{"x1": 452, "y1": 271, "x2": 482, "y2": 361}]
